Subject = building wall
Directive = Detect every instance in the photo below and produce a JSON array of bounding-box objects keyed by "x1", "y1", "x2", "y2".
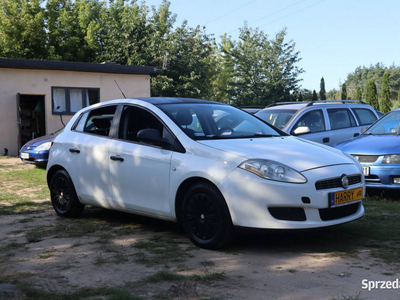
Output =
[{"x1": 0, "y1": 68, "x2": 151, "y2": 156}]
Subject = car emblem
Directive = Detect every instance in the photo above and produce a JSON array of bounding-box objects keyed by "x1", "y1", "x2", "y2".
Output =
[{"x1": 341, "y1": 175, "x2": 349, "y2": 189}]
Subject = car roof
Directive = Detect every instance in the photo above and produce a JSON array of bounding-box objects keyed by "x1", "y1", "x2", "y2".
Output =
[
  {"x1": 259, "y1": 100, "x2": 373, "y2": 111},
  {"x1": 132, "y1": 97, "x2": 225, "y2": 106}
]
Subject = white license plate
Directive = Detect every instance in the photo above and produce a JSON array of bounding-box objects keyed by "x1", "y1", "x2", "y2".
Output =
[
  {"x1": 20, "y1": 153, "x2": 29, "y2": 159},
  {"x1": 362, "y1": 166, "x2": 370, "y2": 176}
]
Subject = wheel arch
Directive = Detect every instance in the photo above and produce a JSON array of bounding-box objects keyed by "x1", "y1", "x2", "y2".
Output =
[
  {"x1": 174, "y1": 177, "x2": 230, "y2": 223},
  {"x1": 47, "y1": 164, "x2": 68, "y2": 188}
]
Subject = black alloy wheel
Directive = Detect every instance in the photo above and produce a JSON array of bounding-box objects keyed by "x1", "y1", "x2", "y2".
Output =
[
  {"x1": 50, "y1": 170, "x2": 84, "y2": 217},
  {"x1": 182, "y1": 183, "x2": 232, "y2": 250}
]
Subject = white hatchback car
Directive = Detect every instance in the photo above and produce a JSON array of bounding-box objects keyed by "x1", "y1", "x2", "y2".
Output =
[{"x1": 47, "y1": 98, "x2": 365, "y2": 249}]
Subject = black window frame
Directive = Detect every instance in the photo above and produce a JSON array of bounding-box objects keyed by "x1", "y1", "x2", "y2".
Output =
[{"x1": 52, "y1": 86, "x2": 100, "y2": 115}]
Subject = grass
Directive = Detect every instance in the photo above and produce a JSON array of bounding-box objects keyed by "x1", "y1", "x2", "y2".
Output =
[
  {"x1": 331, "y1": 292, "x2": 364, "y2": 300},
  {"x1": 143, "y1": 270, "x2": 226, "y2": 283}
]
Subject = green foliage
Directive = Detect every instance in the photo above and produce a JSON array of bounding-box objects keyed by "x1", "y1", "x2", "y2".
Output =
[
  {"x1": 319, "y1": 77, "x2": 326, "y2": 100},
  {"x1": 341, "y1": 83, "x2": 347, "y2": 100},
  {"x1": 365, "y1": 79, "x2": 379, "y2": 109},
  {"x1": 312, "y1": 90, "x2": 318, "y2": 101},
  {"x1": 380, "y1": 71, "x2": 391, "y2": 113},
  {"x1": 213, "y1": 25, "x2": 303, "y2": 106},
  {"x1": 355, "y1": 85, "x2": 362, "y2": 100}
]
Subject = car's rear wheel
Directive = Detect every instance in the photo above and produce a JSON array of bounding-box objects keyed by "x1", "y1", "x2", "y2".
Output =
[
  {"x1": 50, "y1": 170, "x2": 84, "y2": 217},
  {"x1": 181, "y1": 183, "x2": 233, "y2": 250}
]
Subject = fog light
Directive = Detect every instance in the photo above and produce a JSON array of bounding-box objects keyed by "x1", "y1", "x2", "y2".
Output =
[{"x1": 393, "y1": 177, "x2": 400, "y2": 184}]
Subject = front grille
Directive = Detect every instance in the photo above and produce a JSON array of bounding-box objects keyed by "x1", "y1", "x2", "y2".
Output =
[
  {"x1": 315, "y1": 175, "x2": 362, "y2": 190},
  {"x1": 319, "y1": 202, "x2": 360, "y2": 221},
  {"x1": 351, "y1": 155, "x2": 379, "y2": 163},
  {"x1": 268, "y1": 207, "x2": 306, "y2": 221}
]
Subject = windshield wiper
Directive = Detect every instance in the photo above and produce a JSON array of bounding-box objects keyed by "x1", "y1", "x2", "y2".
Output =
[{"x1": 251, "y1": 133, "x2": 281, "y2": 138}]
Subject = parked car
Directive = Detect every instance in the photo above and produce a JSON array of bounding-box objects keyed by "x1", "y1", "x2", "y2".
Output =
[
  {"x1": 335, "y1": 108, "x2": 400, "y2": 190},
  {"x1": 255, "y1": 100, "x2": 379, "y2": 146},
  {"x1": 20, "y1": 129, "x2": 63, "y2": 167},
  {"x1": 47, "y1": 97, "x2": 365, "y2": 249}
]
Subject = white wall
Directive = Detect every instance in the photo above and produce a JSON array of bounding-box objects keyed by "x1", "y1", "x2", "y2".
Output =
[{"x1": 0, "y1": 68, "x2": 151, "y2": 156}]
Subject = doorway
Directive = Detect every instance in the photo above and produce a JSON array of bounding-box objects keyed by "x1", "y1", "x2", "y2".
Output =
[{"x1": 17, "y1": 94, "x2": 46, "y2": 149}]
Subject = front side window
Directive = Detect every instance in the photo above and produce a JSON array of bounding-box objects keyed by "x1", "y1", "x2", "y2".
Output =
[
  {"x1": 159, "y1": 103, "x2": 282, "y2": 140},
  {"x1": 52, "y1": 87, "x2": 100, "y2": 115},
  {"x1": 291, "y1": 110, "x2": 326, "y2": 134},
  {"x1": 328, "y1": 108, "x2": 356, "y2": 130},
  {"x1": 351, "y1": 108, "x2": 377, "y2": 125},
  {"x1": 73, "y1": 106, "x2": 117, "y2": 137},
  {"x1": 118, "y1": 105, "x2": 174, "y2": 145}
]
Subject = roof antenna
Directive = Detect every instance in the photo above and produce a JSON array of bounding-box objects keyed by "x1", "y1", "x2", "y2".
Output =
[{"x1": 114, "y1": 80, "x2": 126, "y2": 98}]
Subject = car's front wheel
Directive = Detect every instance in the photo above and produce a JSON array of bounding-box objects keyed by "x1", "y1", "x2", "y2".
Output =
[
  {"x1": 50, "y1": 169, "x2": 84, "y2": 217},
  {"x1": 181, "y1": 183, "x2": 233, "y2": 250}
]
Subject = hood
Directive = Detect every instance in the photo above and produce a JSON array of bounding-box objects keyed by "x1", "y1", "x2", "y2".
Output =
[
  {"x1": 335, "y1": 134, "x2": 400, "y2": 155},
  {"x1": 198, "y1": 136, "x2": 353, "y2": 172},
  {"x1": 23, "y1": 134, "x2": 55, "y2": 148}
]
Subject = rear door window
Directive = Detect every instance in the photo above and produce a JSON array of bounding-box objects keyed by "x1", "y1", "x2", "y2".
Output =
[
  {"x1": 351, "y1": 108, "x2": 377, "y2": 125},
  {"x1": 73, "y1": 105, "x2": 117, "y2": 137},
  {"x1": 327, "y1": 108, "x2": 356, "y2": 130}
]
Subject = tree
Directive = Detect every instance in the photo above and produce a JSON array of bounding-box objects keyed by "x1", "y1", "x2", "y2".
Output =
[
  {"x1": 0, "y1": 0, "x2": 47, "y2": 59},
  {"x1": 356, "y1": 85, "x2": 362, "y2": 100},
  {"x1": 365, "y1": 79, "x2": 379, "y2": 109},
  {"x1": 312, "y1": 90, "x2": 318, "y2": 101},
  {"x1": 380, "y1": 71, "x2": 391, "y2": 113},
  {"x1": 319, "y1": 77, "x2": 326, "y2": 100},
  {"x1": 214, "y1": 25, "x2": 303, "y2": 106},
  {"x1": 341, "y1": 83, "x2": 347, "y2": 100}
]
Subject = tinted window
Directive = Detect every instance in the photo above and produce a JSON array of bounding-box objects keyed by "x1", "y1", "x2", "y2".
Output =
[
  {"x1": 328, "y1": 108, "x2": 356, "y2": 130},
  {"x1": 351, "y1": 108, "x2": 377, "y2": 125},
  {"x1": 292, "y1": 110, "x2": 325, "y2": 133},
  {"x1": 118, "y1": 106, "x2": 174, "y2": 145},
  {"x1": 73, "y1": 106, "x2": 117, "y2": 137},
  {"x1": 366, "y1": 111, "x2": 400, "y2": 135}
]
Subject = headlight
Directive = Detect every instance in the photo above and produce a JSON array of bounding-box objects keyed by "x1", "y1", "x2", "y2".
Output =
[
  {"x1": 35, "y1": 142, "x2": 52, "y2": 151},
  {"x1": 239, "y1": 159, "x2": 307, "y2": 183},
  {"x1": 383, "y1": 155, "x2": 400, "y2": 164},
  {"x1": 343, "y1": 152, "x2": 363, "y2": 172}
]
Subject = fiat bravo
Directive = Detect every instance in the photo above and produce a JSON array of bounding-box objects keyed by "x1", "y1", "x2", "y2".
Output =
[{"x1": 47, "y1": 97, "x2": 365, "y2": 249}]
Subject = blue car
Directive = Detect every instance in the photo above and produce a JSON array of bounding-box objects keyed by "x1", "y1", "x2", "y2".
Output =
[
  {"x1": 335, "y1": 109, "x2": 400, "y2": 190},
  {"x1": 20, "y1": 129, "x2": 63, "y2": 167}
]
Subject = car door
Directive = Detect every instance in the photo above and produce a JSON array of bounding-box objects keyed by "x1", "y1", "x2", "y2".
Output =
[
  {"x1": 327, "y1": 108, "x2": 359, "y2": 145},
  {"x1": 108, "y1": 105, "x2": 174, "y2": 217},
  {"x1": 290, "y1": 109, "x2": 332, "y2": 145},
  {"x1": 66, "y1": 105, "x2": 118, "y2": 206}
]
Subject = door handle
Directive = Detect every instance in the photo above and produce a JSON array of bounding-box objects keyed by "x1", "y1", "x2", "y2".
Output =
[
  {"x1": 323, "y1": 137, "x2": 330, "y2": 143},
  {"x1": 354, "y1": 133, "x2": 360, "y2": 137},
  {"x1": 110, "y1": 155, "x2": 124, "y2": 162},
  {"x1": 69, "y1": 148, "x2": 80, "y2": 153}
]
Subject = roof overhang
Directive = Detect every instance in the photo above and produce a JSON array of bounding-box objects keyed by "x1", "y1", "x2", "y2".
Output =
[{"x1": 0, "y1": 58, "x2": 161, "y2": 75}]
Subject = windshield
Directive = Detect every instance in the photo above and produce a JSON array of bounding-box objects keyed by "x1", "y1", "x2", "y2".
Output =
[
  {"x1": 159, "y1": 103, "x2": 283, "y2": 140},
  {"x1": 365, "y1": 110, "x2": 400, "y2": 135},
  {"x1": 255, "y1": 109, "x2": 297, "y2": 129}
]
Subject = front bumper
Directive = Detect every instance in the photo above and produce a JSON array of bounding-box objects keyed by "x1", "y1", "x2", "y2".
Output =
[
  {"x1": 218, "y1": 164, "x2": 365, "y2": 229},
  {"x1": 363, "y1": 164, "x2": 400, "y2": 189},
  {"x1": 20, "y1": 150, "x2": 49, "y2": 166}
]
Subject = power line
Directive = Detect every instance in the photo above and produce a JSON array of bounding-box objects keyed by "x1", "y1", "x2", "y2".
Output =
[
  {"x1": 205, "y1": 0, "x2": 258, "y2": 25},
  {"x1": 257, "y1": 0, "x2": 327, "y2": 29}
]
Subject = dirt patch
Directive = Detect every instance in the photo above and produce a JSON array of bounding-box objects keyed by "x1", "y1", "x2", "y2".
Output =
[{"x1": 1, "y1": 158, "x2": 399, "y2": 299}]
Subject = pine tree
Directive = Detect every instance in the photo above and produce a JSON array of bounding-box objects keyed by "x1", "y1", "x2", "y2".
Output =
[
  {"x1": 319, "y1": 77, "x2": 326, "y2": 100},
  {"x1": 312, "y1": 90, "x2": 318, "y2": 101},
  {"x1": 356, "y1": 85, "x2": 362, "y2": 100},
  {"x1": 341, "y1": 83, "x2": 347, "y2": 100},
  {"x1": 365, "y1": 79, "x2": 379, "y2": 109},
  {"x1": 380, "y1": 71, "x2": 391, "y2": 113}
]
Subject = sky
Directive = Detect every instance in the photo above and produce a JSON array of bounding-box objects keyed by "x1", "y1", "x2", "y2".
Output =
[{"x1": 143, "y1": 0, "x2": 400, "y2": 92}]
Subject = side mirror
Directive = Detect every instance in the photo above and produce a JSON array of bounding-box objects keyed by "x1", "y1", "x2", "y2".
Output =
[
  {"x1": 361, "y1": 126, "x2": 368, "y2": 134},
  {"x1": 293, "y1": 126, "x2": 311, "y2": 135},
  {"x1": 137, "y1": 128, "x2": 171, "y2": 148}
]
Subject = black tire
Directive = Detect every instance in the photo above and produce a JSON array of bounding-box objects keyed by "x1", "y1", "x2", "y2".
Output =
[
  {"x1": 181, "y1": 183, "x2": 233, "y2": 250},
  {"x1": 50, "y1": 169, "x2": 84, "y2": 217}
]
